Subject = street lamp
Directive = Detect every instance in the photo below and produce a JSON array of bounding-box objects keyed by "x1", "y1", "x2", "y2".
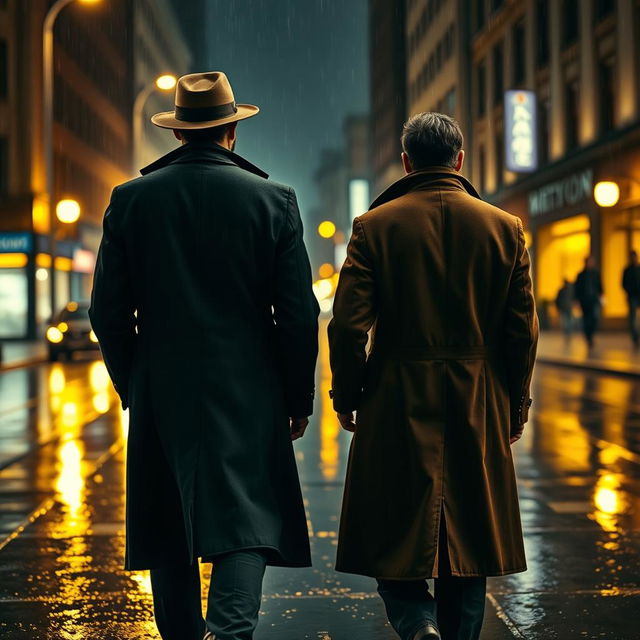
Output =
[
  {"x1": 318, "y1": 220, "x2": 337, "y2": 239},
  {"x1": 132, "y1": 73, "x2": 178, "y2": 171},
  {"x1": 56, "y1": 199, "x2": 81, "y2": 224},
  {"x1": 43, "y1": 0, "x2": 102, "y2": 318},
  {"x1": 594, "y1": 181, "x2": 621, "y2": 208}
]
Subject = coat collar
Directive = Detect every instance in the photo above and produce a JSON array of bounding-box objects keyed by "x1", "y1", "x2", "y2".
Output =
[
  {"x1": 369, "y1": 166, "x2": 481, "y2": 210},
  {"x1": 139, "y1": 142, "x2": 269, "y2": 179}
]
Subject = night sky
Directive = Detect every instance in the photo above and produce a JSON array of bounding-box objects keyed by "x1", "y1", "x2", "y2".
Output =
[{"x1": 175, "y1": 0, "x2": 369, "y2": 220}]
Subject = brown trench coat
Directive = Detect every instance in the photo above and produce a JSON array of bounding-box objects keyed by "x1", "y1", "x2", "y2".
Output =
[{"x1": 328, "y1": 168, "x2": 538, "y2": 579}]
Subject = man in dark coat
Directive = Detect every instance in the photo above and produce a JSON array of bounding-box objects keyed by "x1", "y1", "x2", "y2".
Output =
[
  {"x1": 622, "y1": 250, "x2": 640, "y2": 346},
  {"x1": 574, "y1": 256, "x2": 604, "y2": 347},
  {"x1": 328, "y1": 113, "x2": 538, "y2": 640},
  {"x1": 90, "y1": 72, "x2": 319, "y2": 640}
]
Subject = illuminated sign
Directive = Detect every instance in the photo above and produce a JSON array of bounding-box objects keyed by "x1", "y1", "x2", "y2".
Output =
[
  {"x1": 528, "y1": 169, "x2": 594, "y2": 218},
  {"x1": 504, "y1": 90, "x2": 538, "y2": 173},
  {"x1": 72, "y1": 248, "x2": 96, "y2": 274},
  {"x1": 349, "y1": 179, "x2": 370, "y2": 222},
  {"x1": 0, "y1": 232, "x2": 32, "y2": 253}
]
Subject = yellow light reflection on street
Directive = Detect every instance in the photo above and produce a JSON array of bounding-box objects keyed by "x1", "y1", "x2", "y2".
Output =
[
  {"x1": 92, "y1": 392, "x2": 110, "y2": 414},
  {"x1": 89, "y1": 360, "x2": 110, "y2": 392},
  {"x1": 318, "y1": 321, "x2": 339, "y2": 481},
  {"x1": 61, "y1": 401, "x2": 80, "y2": 430},
  {"x1": 591, "y1": 472, "x2": 629, "y2": 532},
  {"x1": 49, "y1": 365, "x2": 66, "y2": 394},
  {"x1": 55, "y1": 439, "x2": 85, "y2": 521}
]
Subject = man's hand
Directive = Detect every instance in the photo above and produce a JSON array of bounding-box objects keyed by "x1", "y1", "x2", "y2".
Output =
[
  {"x1": 290, "y1": 417, "x2": 309, "y2": 441},
  {"x1": 337, "y1": 412, "x2": 356, "y2": 433},
  {"x1": 510, "y1": 425, "x2": 524, "y2": 445}
]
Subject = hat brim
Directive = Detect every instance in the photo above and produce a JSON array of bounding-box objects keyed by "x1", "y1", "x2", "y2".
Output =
[{"x1": 150, "y1": 104, "x2": 259, "y2": 130}]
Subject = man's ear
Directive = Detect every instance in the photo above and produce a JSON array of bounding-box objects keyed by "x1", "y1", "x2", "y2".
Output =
[
  {"x1": 401, "y1": 152, "x2": 413, "y2": 175},
  {"x1": 454, "y1": 149, "x2": 465, "y2": 172},
  {"x1": 173, "y1": 129, "x2": 184, "y2": 142}
]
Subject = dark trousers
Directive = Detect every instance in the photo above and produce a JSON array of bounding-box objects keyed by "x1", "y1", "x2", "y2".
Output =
[
  {"x1": 629, "y1": 298, "x2": 639, "y2": 344},
  {"x1": 377, "y1": 516, "x2": 486, "y2": 640},
  {"x1": 150, "y1": 550, "x2": 267, "y2": 640},
  {"x1": 580, "y1": 303, "x2": 599, "y2": 343}
]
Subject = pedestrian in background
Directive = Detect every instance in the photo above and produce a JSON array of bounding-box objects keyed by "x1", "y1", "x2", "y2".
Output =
[
  {"x1": 622, "y1": 249, "x2": 640, "y2": 347},
  {"x1": 328, "y1": 113, "x2": 538, "y2": 640},
  {"x1": 574, "y1": 256, "x2": 603, "y2": 348},
  {"x1": 90, "y1": 72, "x2": 319, "y2": 640},
  {"x1": 555, "y1": 278, "x2": 575, "y2": 340}
]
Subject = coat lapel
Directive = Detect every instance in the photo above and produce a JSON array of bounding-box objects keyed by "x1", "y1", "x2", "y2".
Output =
[
  {"x1": 140, "y1": 142, "x2": 269, "y2": 179},
  {"x1": 370, "y1": 167, "x2": 481, "y2": 210}
]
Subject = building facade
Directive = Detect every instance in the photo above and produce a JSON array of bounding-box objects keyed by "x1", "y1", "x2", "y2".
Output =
[
  {"x1": 0, "y1": 0, "x2": 134, "y2": 339},
  {"x1": 470, "y1": 0, "x2": 640, "y2": 327},
  {"x1": 133, "y1": 0, "x2": 191, "y2": 170},
  {"x1": 308, "y1": 115, "x2": 371, "y2": 284},
  {"x1": 370, "y1": 0, "x2": 407, "y2": 195},
  {"x1": 406, "y1": 0, "x2": 472, "y2": 176}
]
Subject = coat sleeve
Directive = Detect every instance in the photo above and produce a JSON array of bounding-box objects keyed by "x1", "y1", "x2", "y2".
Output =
[
  {"x1": 89, "y1": 187, "x2": 137, "y2": 410},
  {"x1": 327, "y1": 217, "x2": 376, "y2": 414},
  {"x1": 504, "y1": 218, "x2": 539, "y2": 431},
  {"x1": 272, "y1": 188, "x2": 320, "y2": 418}
]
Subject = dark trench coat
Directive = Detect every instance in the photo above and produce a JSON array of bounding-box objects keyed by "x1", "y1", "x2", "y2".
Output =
[
  {"x1": 90, "y1": 143, "x2": 319, "y2": 570},
  {"x1": 328, "y1": 168, "x2": 539, "y2": 579}
]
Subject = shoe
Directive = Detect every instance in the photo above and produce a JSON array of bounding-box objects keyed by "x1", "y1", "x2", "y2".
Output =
[{"x1": 412, "y1": 622, "x2": 441, "y2": 640}]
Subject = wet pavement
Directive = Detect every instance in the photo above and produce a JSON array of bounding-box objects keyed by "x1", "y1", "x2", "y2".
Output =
[{"x1": 1, "y1": 332, "x2": 640, "y2": 639}]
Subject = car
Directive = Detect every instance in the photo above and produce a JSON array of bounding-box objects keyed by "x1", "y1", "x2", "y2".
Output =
[{"x1": 46, "y1": 301, "x2": 100, "y2": 361}]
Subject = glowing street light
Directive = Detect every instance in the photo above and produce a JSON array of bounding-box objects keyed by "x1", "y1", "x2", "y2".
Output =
[
  {"x1": 56, "y1": 199, "x2": 81, "y2": 224},
  {"x1": 43, "y1": 0, "x2": 103, "y2": 319},
  {"x1": 318, "y1": 221, "x2": 336, "y2": 239},
  {"x1": 155, "y1": 74, "x2": 177, "y2": 91},
  {"x1": 133, "y1": 73, "x2": 179, "y2": 171},
  {"x1": 593, "y1": 181, "x2": 621, "y2": 208}
]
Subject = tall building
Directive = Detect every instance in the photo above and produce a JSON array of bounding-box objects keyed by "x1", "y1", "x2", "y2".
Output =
[
  {"x1": 370, "y1": 0, "x2": 407, "y2": 195},
  {"x1": 308, "y1": 115, "x2": 371, "y2": 281},
  {"x1": 406, "y1": 0, "x2": 472, "y2": 176},
  {"x1": 0, "y1": 0, "x2": 134, "y2": 339},
  {"x1": 470, "y1": 0, "x2": 640, "y2": 328},
  {"x1": 133, "y1": 0, "x2": 191, "y2": 170}
]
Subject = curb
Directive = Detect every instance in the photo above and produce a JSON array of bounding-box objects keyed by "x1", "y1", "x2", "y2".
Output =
[
  {"x1": 537, "y1": 356, "x2": 640, "y2": 379},
  {"x1": 0, "y1": 355, "x2": 48, "y2": 373}
]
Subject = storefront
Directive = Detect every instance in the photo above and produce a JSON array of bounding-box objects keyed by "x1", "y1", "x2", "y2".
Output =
[
  {"x1": 495, "y1": 129, "x2": 640, "y2": 330},
  {"x1": 0, "y1": 232, "x2": 95, "y2": 340}
]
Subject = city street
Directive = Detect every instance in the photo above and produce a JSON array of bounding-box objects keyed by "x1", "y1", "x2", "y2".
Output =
[{"x1": 1, "y1": 331, "x2": 640, "y2": 640}]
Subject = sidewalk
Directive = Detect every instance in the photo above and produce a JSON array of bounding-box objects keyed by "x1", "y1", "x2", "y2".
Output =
[
  {"x1": 537, "y1": 330, "x2": 640, "y2": 377},
  {"x1": 0, "y1": 340, "x2": 47, "y2": 371}
]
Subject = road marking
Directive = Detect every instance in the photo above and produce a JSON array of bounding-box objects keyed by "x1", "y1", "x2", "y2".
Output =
[{"x1": 486, "y1": 593, "x2": 527, "y2": 639}]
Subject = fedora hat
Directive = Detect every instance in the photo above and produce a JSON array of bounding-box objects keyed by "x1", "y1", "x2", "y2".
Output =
[{"x1": 151, "y1": 71, "x2": 259, "y2": 130}]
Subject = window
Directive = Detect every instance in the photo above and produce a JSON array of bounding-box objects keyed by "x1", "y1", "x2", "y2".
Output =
[
  {"x1": 538, "y1": 99, "x2": 550, "y2": 165},
  {"x1": 495, "y1": 132, "x2": 504, "y2": 188},
  {"x1": 513, "y1": 20, "x2": 526, "y2": 85},
  {"x1": 478, "y1": 145, "x2": 486, "y2": 193},
  {"x1": 595, "y1": 0, "x2": 615, "y2": 21},
  {"x1": 475, "y1": 0, "x2": 486, "y2": 33},
  {"x1": 0, "y1": 39, "x2": 6, "y2": 98},
  {"x1": 477, "y1": 61, "x2": 486, "y2": 117},
  {"x1": 493, "y1": 41, "x2": 504, "y2": 106},
  {"x1": 445, "y1": 87, "x2": 456, "y2": 115},
  {"x1": 562, "y1": 0, "x2": 580, "y2": 47},
  {"x1": 536, "y1": 0, "x2": 550, "y2": 67},
  {"x1": 565, "y1": 81, "x2": 580, "y2": 150},
  {"x1": 599, "y1": 60, "x2": 616, "y2": 133},
  {"x1": 0, "y1": 136, "x2": 7, "y2": 193}
]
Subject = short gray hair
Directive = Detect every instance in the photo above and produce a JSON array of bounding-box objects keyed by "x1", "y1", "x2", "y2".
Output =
[{"x1": 401, "y1": 112, "x2": 464, "y2": 169}]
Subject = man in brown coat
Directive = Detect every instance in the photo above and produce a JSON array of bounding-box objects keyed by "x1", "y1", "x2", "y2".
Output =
[{"x1": 328, "y1": 113, "x2": 538, "y2": 640}]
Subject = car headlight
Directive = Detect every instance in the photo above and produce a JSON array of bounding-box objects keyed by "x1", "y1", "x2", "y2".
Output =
[
  {"x1": 46, "y1": 326, "x2": 63, "y2": 343},
  {"x1": 89, "y1": 330, "x2": 99, "y2": 343}
]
